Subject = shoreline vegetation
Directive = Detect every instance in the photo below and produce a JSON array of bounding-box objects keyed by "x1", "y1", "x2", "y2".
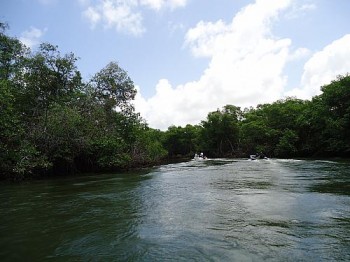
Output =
[{"x1": 1, "y1": 22, "x2": 350, "y2": 181}]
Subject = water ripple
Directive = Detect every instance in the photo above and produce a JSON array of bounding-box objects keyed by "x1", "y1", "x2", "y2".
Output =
[{"x1": 0, "y1": 158, "x2": 349, "y2": 261}]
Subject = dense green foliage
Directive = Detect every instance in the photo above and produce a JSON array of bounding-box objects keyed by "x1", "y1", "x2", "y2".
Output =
[
  {"x1": 0, "y1": 24, "x2": 166, "y2": 180},
  {"x1": 1, "y1": 23, "x2": 349, "y2": 180}
]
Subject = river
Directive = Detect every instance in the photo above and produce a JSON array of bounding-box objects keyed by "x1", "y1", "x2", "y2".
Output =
[{"x1": 0, "y1": 159, "x2": 349, "y2": 261}]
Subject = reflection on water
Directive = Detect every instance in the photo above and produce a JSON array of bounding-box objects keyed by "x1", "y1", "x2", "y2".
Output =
[{"x1": 0, "y1": 159, "x2": 349, "y2": 261}]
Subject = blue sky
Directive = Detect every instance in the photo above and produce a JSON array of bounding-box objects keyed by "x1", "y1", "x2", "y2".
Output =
[{"x1": 1, "y1": 0, "x2": 350, "y2": 130}]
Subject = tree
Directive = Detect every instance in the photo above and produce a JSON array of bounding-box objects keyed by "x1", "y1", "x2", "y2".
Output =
[
  {"x1": 240, "y1": 111, "x2": 274, "y2": 156},
  {"x1": 16, "y1": 43, "x2": 82, "y2": 123},
  {"x1": 201, "y1": 105, "x2": 241, "y2": 157},
  {"x1": 0, "y1": 22, "x2": 29, "y2": 80},
  {"x1": 12, "y1": 43, "x2": 85, "y2": 173},
  {"x1": 0, "y1": 24, "x2": 25, "y2": 176},
  {"x1": 0, "y1": 25, "x2": 52, "y2": 179},
  {"x1": 130, "y1": 127, "x2": 167, "y2": 165},
  {"x1": 163, "y1": 125, "x2": 201, "y2": 157},
  {"x1": 274, "y1": 129, "x2": 298, "y2": 157},
  {"x1": 240, "y1": 98, "x2": 307, "y2": 157},
  {"x1": 89, "y1": 61, "x2": 136, "y2": 114},
  {"x1": 301, "y1": 74, "x2": 350, "y2": 156}
]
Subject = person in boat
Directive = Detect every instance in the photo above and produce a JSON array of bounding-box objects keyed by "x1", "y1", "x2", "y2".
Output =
[
  {"x1": 194, "y1": 152, "x2": 207, "y2": 160},
  {"x1": 250, "y1": 152, "x2": 268, "y2": 160}
]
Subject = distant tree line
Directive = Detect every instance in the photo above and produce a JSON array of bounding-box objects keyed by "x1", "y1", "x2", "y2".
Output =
[
  {"x1": 1, "y1": 22, "x2": 349, "y2": 180},
  {"x1": 165, "y1": 80, "x2": 350, "y2": 159}
]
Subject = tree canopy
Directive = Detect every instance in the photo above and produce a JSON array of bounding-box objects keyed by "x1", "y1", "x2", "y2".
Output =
[{"x1": 0, "y1": 24, "x2": 166, "y2": 180}]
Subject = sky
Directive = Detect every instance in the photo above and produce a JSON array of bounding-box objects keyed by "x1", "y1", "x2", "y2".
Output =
[{"x1": 1, "y1": 0, "x2": 350, "y2": 130}]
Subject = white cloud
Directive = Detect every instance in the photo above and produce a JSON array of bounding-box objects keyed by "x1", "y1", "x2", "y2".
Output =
[
  {"x1": 286, "y1": 34, "x2": 350, "y2": 99},
  {"x1": 82, "y1": 0, "x2": 187, "y2": 35},
  {"x1": 285, "y1": 0, "x2": 316, "y2": 19},
  {"x1": 140, "y1": 0, "x2": 187, "y2": 10},
  {"x1": 102, "y1": 0, "x2": 144, "y2": 36},
  {"x1": 134, "y1": 0, "x2": 294, "y2": 130},
  {"x1": 83, "y1": 0, "x2": 144, "y2": 36},
  {"x1": 20, "y1": 26, "x2": 46, "y2": 48},
  {"x1": 184, "y1": 20, "x2": 228, "y2": 57},
  {"x1": 299, "y1": 3, "x2": 316, "y2": 11},
  {"x1": 83, "y1": 6, "x2": 101, "y2": 28},
  {"x1": 169, "y1": 0, "x2": 187, "y2": 9},
  {"x1": 287, "y1": 47, "x2": 310, "y2": 61},
  {"x1": 140, "y1": 0, "x2": 163, "y2": 10}
]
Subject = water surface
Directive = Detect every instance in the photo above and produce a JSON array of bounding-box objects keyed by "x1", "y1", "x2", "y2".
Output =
[{"x1": 0, "y1": 159, "x2": 349, "y2": 261}]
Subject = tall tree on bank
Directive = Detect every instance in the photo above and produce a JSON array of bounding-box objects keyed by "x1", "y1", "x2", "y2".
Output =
[
  {"x1": 90, "y1": 62, "x2": 136, "y2": 115},
  {"x1": 319, "y1": 74, "x2": 350, "y2": 155},
  {"x1": 0, "y1": 23, "x2": 41, "y2": 179},
  {"x1": 299, "y1": 74, "x2": 350, "y2": 156},
  {"x1": 200, "y1": 105, "x2": 241, "y2": 157},
  {"x1": 83, "y1": 62, "x2": 141, "y2": 170}
]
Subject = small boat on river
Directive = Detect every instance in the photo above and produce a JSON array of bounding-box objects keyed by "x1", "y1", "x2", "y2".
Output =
[
  {"x1": 249, "y1": 153, "x2": 268, "y2": 160},
  {"x1": 193, "y1": 153, "x2": 207, "y2": 161}
]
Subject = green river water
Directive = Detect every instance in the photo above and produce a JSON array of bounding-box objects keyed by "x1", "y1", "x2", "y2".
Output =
[{"x1": 0, "y1": 159, "x2": 349, "y2": 261}]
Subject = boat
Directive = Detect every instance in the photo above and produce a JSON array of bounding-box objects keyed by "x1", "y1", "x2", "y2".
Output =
[
  {"x1": 193, "y1": 156, "x2": 207, "y2": 161},
  {"x1": 193, "y1": 153, "x2": 207, "y2": 161},
  {"x1": 249, "y1": 153, "x2": 268, "y2": 160}
]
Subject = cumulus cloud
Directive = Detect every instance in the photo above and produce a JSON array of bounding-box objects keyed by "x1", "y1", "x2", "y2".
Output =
[
  {"x1": 83, "y1": 0, "x2": 144, "y2": 36},
  {"x1": 82, "y1": 0, "x2": 187, "y2": 35},
  {"x1": 20, "y1": 26, "x2": 46, "y2": 48},
  {"x1": 286, "y1": 34, "x2": 350, "y2": 99},
  {"x1": 134, "y1": 0, "x2": 293, "y2": 130}
]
